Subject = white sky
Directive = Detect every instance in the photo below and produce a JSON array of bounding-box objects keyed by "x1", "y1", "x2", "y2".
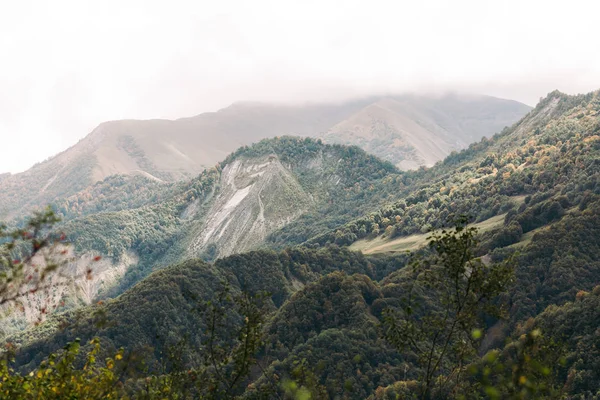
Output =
[{"x1": 1, "y1": 0, "x2": 599, "y2": 173}]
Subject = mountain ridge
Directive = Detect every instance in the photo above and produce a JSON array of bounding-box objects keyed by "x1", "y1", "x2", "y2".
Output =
[
  {"x1": 0, "y1": 93, "x2": 530, "y2": 219},
  {"x1": 3, "y1": 89, "x2": 600, "y2": 399}
]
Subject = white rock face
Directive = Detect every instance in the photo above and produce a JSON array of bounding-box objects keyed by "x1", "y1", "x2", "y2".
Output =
[
  {"x1": 0, "y1": 248, "x2": 134, "y2": 338},
  {"x1": 191, "y1": 155, "x2": 312, "y2": 258}
]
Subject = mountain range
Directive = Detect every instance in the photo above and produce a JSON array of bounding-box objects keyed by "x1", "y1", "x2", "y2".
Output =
[
  {"x1": 2, "y1": 89, "x2": 599, "y2": 398},
  {"x1": 0, "y1": 93, "x2": 530, "y2": 219}
]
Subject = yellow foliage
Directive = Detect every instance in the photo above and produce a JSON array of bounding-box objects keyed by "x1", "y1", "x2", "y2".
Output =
[{"x1": 583, "y1": 135, "x2": 600, "y2": 143}]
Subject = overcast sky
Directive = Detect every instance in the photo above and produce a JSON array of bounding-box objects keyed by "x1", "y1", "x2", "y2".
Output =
[{"x1": 1, "y1": 0, "x2": 599, "y2": 173}]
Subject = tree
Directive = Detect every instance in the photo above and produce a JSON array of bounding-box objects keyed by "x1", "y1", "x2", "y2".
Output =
[
  {"x1": 382, "y1": 217, "x2": 514, "y2": 399},
  {"x1": 1, "y1": 209, "x2": 272, "y2": 399},
  {"x1": 1, "y1": 207, "x2": 65, "y2": 306},
  {"x1": 464, "y1": 329, "x2": 566, "y2": 399},
  {"x1": 0, "y1": 338, "x2": 125, "y2": 399},
  {"x1": 193, "y1": 282, "x2": 271, "y2": 399}
]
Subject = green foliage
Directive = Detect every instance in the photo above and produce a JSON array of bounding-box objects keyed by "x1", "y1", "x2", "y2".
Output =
[
  {"x1": 310, "y1": 90, "x2": 600, "y2": 253},
  {"x1": 195, "y1": 283, "x2": 268, "y2": 398},
  {"x1": 382, "y1": 219, "x2": 514, "y2": 398},
  {"x1": 8, "y1": 247, "x2": 378, "y2": 372},
  {"x1": 280, "y1": 358, "x2": 328, "y2": 399},
  {"x1": 2, "y1": 280, "x2": 270, "y2": 399},
  {"x1": 0, "y1": 207, "x2": 68, "y2": 312},
  {"x1": 244, "y1": 136, "x2": 404, "y2": 248},
  {"x1": 249, "y1": 272, "x2": 403, "y2": 398},
  {"x1": 0, "y1": 338, "x2": 124, "y2": 399},
  {"x1": 507, "y1": 201, "x2": 600, "y2": 322},
  {"x1": 464, "y1": 329, "x2": 565, "y2": 399},
  {"x1": 62, "y1": 166, "x2": 221, "y2": 295},
  {"x1": 51, "y1": 175, "x2": 173, "y2": 222},
  {"x1": 35, "y1": 137, "x2": 402, "y2": 297},
  {"x1": 530, "y1": 285, "x2": 600, "y2": 398}
]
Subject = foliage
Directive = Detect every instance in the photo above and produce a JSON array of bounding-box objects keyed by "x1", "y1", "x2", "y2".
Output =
[
  {"x1": 464, "y1": 329, "x2": 566, "y2": 399},
  {"x1": 530, "y1": 285, "x2": 600, "y2": 398},
  {"x1": 8, "y1": 246, "x2": 379, "y2": 373},
  {"x1": 41, "y1": 137, "x2": 404, "y2": 298},
  {"x1": 1, "y1": 208, "x2": 63, "y2": 303},
  {"x1": 194, "y1": 283, "x2": 269, "y2": 398},
  {"x1": 51, "y1": 175, "x2": 173, "y2": 222},
  {"x1": 382, "y1": 219, "x2": 514, "y2": 398},
  {"x1": 0, "y1": 207, "x2": 94, "y2": 335},
  {"x1": 309, "y1": 90, "x2": 600, "y2": 252},
  {"x1": 0, "y1": 337, "x2": 124, "y2": 399},
  {"x1": 2, "y1": 280, "x2": 270, "y2": 399}
]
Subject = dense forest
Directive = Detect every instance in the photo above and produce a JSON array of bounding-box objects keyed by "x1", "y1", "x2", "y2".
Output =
[
  {"x1": 1, "y1": 90, "x2": 599, "y2": 399},
  {"x1": 40, "y1": 136, "x2": 405, "y2": 297}
]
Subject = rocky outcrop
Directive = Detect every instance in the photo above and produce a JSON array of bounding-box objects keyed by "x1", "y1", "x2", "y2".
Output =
[{"x1": 190, "y1": 155, "x2": 312, "y2": 258}]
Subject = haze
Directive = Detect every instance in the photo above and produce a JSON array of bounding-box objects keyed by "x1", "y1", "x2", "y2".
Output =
[{"x1": 1, "y1": 0, "x2": 599, "y2": 173}]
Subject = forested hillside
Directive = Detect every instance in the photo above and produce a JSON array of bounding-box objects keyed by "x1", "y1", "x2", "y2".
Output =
[
  {"x1": 312, "y1": 90, "x2": 598, "y2": 253},
  {"x1": 8, "y1": 247, "x2": 408, "y2": 398},
  {"x1": 1, "y1": 90, "x2": 599, "y2": 399},
  {"x1": 64, "y1": 138, "x2": 401, "y2": 295},
  {"x1": 1, "y1": 137, "x2": 404, "y2": 336}
]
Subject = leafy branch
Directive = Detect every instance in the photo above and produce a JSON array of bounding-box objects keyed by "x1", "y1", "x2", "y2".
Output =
[{"x1": 383, "y1": 217, "x2": 515, "y2": 399}]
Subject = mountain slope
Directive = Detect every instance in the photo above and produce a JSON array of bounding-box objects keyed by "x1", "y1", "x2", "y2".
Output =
[
  {"x1": 0, "y1": 100, "x2": 370, "y2": 219},
  {"x1": 51, "y1": 138, "x2": 399, "y2": 298},
  {"x1": 188, "y1": 154, "x2": 313, "y2": 257},
  {"x1": 312, "y1": 89, "x2": 600, "y2": 321},
  {"x1": 9, "y1": 247, "x2": 380, "y2": 370},
  {"x1": 0, "y1": 94, "x2": 529, "y2": 219},
  {"x1": 4, "y1": 90, "x2": 600, "y2": 399},
  {"x1": 311, "y1": 90, "x2": 599, "y2": 248},
  {"x1": 2, "y1": 137, "x2": 401, "y2": 338},
  {"x1": 320, "y1": 93, "x2": 531, "y2": 169}
]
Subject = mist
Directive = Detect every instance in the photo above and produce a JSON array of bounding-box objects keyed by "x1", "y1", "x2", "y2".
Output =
[{"x1": 1, "y1": 0, "x2": 599, "y2": 173}]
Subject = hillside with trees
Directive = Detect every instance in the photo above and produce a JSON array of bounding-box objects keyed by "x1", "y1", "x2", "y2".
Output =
[
  {"x1": 62, "y1": 138, "x2": 401, "y2": 295},
  {"x1": 1, "y1": 90, "x2": 598, "y2": 399},
  {"x1": 1, "y1": 137, "x2": 405, "y2": 336}
]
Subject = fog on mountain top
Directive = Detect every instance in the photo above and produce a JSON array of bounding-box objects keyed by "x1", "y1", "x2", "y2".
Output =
[{"x1": 1, "y1": 0, "x2": 600, "y2": 172}]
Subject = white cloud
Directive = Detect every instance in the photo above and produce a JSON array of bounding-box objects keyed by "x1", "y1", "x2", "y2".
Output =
[{"x1": 1, "y1": 0, "x2": 599, "y2": 172}]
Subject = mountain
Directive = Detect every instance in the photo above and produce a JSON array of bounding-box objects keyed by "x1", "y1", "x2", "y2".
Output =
[
  {"x1": 319, "y1": 93, "x2": 532, "y2": 169},
  {"x1": 65, "y1": 138, "x2": 400, "y2": 295},
  {"x1": 311, "y1": 90, "x2": 599, "y2": 250},
  {"x1": 309, "y1": 88, "x2": 600, "y2": 327},
  {"x1": 9, "y1": 247, "x2": 376, "y2": 364},
  {"x1": 3, "y1": 90, "x2": 598, "y2": 398},
  {"x1": 0, "y1": 137, "x2": 400, "y2": 335},
  {"x1": 8, "y1": 247, "x2": 409, "y2": 399},
  {"x1": 0, "y1": 94, "x2": 530, "y2": 219}
]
